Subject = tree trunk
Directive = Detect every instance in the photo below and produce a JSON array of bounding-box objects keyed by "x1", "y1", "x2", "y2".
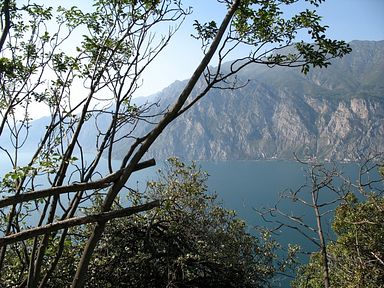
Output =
[{"x1": 71, "y1": 1, "x2": 241, "y2": 287}]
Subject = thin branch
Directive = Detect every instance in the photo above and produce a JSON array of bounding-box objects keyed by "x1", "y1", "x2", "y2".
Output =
[
  {"x1": 0, "y1": 159, "x2": 155, "y2": 208},
  {"x1": 371, "y1": 252, "x2": 384, "y2": 266},
  {"x1": 0, "y1": 200, "x2": 160, "y2": 247},
  {"x1": 0, "y1": 0, "x2": 11, "y2": 51},
  {"x1": 71, "y1": 2, "x2": 241, "y2": 286}
]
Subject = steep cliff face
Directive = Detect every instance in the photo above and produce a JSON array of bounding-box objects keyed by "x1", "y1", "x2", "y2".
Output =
[{"x1": 116, "y1": 40, "x2": 384, "y2": 161}]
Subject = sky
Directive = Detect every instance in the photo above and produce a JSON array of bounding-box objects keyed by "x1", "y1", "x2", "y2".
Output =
[
  {"x1": 136, "y1": 0, "x2": 384, "y2": 97},
  {"x1": 14, "y1": 0, "x2": 384, "y2": 119}
]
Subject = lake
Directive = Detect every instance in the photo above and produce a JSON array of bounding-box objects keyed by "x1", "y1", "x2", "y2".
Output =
[
  {"x1": 129, "y1": 158, "x2": 365, "y2": 286},
  {"x1": 0, "y1": 153, "x2": 368, "y2": 286}
]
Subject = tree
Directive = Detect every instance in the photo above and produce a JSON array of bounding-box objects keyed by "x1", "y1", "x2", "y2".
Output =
[
  {"x1": 291, "y1": 156, "x2": 384, "y2": 287},
  {"x1": 84, "y1": 158, "x2": 287, "y2": 288},
  {"x1": 292, "y1": 194, "x2": 384, "y2": 288},
  {"x1": 2, "y1": 158, "x2": 295, "y2": 287},
  {"x1": 257, "y1": 154, "x2": 384, "y2": 288},
  {"x1": 257, "y1": 160, "x2": 345, "y2": 287},
  {"x1": 0, "y1": 0, "x2": 351, "y2": 286}
]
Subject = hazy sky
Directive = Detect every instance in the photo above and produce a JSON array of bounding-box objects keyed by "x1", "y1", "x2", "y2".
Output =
[
  {"x1": 17, "y1": 0, "x2": 384, "y2": 119},
  {"x1": 137, "y1": 0, "x2": 384, "y2": 96}
]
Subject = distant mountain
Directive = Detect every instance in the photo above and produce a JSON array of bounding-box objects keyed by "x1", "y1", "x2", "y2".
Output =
[
  {"x1": 114, "y1": 40, "x2": 384, "y2": 161},
  {"x1": 6, "y1": 41, "x2": 382, "y2": 162}
]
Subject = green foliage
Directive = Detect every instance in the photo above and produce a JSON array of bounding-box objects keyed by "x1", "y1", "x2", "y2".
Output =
[
  {"x1": 0, "y1": 0, "x2": 352, "y2": 286},
  {"x1": 379, "y1": 166, "x2": 384, "y2": 177},
  {"x1": 0, "y1": 57, "x2": 22, "y2": 77},
  {"x1": 0, "y1": 158, "x2": 291, "y2": 287},
  {"x1": 192, "y1": 20, "x2": 218, "y2": 40},
  {"x1": 0, "y1": 232, "x2": 83, "y2": 287},
  {"x1": 224, "y1": 0, "x2": 351, "y2": 74},
  {"x1": 0, "y1": 241, "x2": 33, "y2": 287},
  {"x1": 292, "y1": 194, "x2": 384, "y2": 288},
  {"x1": 84, "y1": 158, "x2": 282, "y2": 287}
]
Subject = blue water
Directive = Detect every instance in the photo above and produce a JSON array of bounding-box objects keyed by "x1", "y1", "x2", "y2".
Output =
[
  {"x1": 201, "y1": 160, "x2": 306, "y2": 219},
  {"x1": 0, "y1": 153, "x2": 366, "y2": 287},
  {"x1": 198, "y1": 160, "x2": 363, "y2": 287}
]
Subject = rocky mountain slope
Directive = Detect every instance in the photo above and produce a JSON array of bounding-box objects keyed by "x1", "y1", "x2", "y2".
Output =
[
  {"x1": 6, "y1": 42, "x2": 382, "y2": 162},
  {"x1": 117, "y1": 40, "x2": 384, "y2": 161}
]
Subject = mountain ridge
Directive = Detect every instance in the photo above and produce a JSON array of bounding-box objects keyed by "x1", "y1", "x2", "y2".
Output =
[
  {"x1": 115, "y1": 40, "x2": 384, "y2": 161},
  {"x1": 4, "y1": 41, "x2": 382, "y2": 162}
]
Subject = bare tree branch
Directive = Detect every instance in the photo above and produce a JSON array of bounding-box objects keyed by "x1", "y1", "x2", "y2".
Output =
[
  {"x1": 0, "y1": 0, "x2": 10, "y2": 51},
  {"x1": 0, "y1": 200, "x2": 159, "y2": 247},
  {"x1": 0, "y1": 159, "x2": 155, "y2": 208}
]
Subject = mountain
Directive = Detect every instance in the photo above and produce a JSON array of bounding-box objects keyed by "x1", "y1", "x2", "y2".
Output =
[
  {"x1": 114, "y1": 40, "x2": 384, "y2": 161},
  {"x1": 7, "y1": 41, "x2": 381, "y2": 162}
]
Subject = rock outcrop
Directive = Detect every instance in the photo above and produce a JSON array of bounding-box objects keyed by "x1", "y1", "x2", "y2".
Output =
[{"x1": 114, "y1": 40, "x2": 384, "y2": 161}]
